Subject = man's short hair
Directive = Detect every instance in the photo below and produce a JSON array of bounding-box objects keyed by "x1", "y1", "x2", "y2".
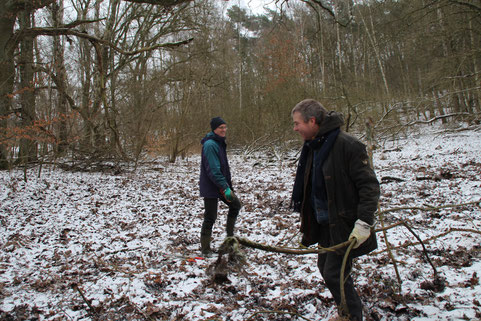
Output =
[{"x1": 291, "y1": 99, "x2": 328, "y2": 124}]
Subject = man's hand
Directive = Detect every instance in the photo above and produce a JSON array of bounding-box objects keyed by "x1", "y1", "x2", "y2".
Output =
[{"x1": 348, "y1": 219, "x2": 372, "y2": 249}]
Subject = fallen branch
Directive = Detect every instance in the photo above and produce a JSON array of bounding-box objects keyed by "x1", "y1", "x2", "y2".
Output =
[
  {"x1": 378, "y1": 204, "x2": 403, "y2": 292},
  {"x1": 247, "y1": 309, "x2": 312, "y2": 321},
  {"x1": 377, "y1": 200, "x2": 481, "y2": 216},
  {"x1": 373, "y1": 227, "x2": 481, "y2": 255},
  {"x1": 367, "y1": 116, "x2": 403, "y2": 292},
  {"x1": 72, "y1": 283, "x2": 98, "y2": 319},
  {"x1": 375, "y1": 221, "x2": 404, "y2": 232},
  {"x1": 405, "y1": 112, "x2": 472, "y2": 126},
  {"x1": 373, "y1": 200, "x2": 481, "y2": 254},
  {"x1": 401, "y1": 220, "x2": 438, "y2": 276},
  {"x1": 381, "y1": 176, "x2": 405, "y2": 183},
  {"x1": 124, "y1": 297, "x2": 156, "y2": 321}
]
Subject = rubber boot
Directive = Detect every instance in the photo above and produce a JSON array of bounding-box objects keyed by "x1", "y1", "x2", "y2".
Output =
[
  {"x1": 200, "y1": 232, "x2": 212, "y2": 256},
  {"x1": 226, "y1": 215, "x2": 237, "y2": 237}
]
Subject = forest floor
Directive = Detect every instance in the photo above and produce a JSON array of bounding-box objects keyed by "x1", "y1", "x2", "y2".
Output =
[{"x1": 1, "y1": 124, "x2": 480, "y2": 321}]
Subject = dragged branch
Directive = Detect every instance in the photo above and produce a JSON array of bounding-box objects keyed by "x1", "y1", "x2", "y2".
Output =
[{"x1": 233, "y1": 236, "x2": 353, "y2": 255}]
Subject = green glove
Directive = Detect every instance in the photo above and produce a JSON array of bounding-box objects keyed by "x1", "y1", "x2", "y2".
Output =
[
  {"x1": 223, "y1": 188, "x2": 234, "y2": 202},
  {"x1": 348, "y1": 219, "x2": 372, "y2": 249}
]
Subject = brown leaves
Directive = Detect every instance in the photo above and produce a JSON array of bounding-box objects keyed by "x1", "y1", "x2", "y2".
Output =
[
  {"x1": 420, "y1": 276, "x2": 446, "y2": 292},
  {"x1": 468, "y1": 272, "x2": 479, "y2": 288}
]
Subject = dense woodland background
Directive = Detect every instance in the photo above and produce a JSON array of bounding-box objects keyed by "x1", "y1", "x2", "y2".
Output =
[{"x1": 0, "y1": 0, "x2": 480, "y2": 170}]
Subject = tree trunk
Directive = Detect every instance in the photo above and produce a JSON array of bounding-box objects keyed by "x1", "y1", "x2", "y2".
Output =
[
  {"x1": 52, "y1": 0, "x2": 69, "y2": 154},
  {"x1": 357, "y1": 5, "x2": 390, "y2": 102},
  {"x1": 19, "y1": 10, "x2": 38, "y2": 164},
  {"x1": 469, "y1": 19, "x2": 480, "y2": 113},
  {"x1": 0, "y1": 3, "x2": 17, "y2": 169}
]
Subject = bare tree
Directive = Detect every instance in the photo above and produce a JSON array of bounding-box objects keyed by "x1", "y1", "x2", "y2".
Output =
[{"x1": 0, "y1": 0, "x2": 194, "y2": 169}]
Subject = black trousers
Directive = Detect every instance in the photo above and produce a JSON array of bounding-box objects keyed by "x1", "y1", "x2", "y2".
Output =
[
  {"x1": 317, "y1": 224, "x2": 363, "y2": 321},
  {"x1": 201, "y1": 196, "x2": 241, "y2": 235}
]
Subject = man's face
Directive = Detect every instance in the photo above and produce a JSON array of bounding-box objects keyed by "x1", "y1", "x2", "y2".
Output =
[
  {"x1": 292, "y1": 112, "x2": 319, "y2": 141},
  {"x1": 214, "y1": 124, "x2": 227, "y2": 137}
]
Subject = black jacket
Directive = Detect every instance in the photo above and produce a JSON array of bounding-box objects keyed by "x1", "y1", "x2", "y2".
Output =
[{"x1": 293, "y1": 112, "x2": 380, "y2": 257}]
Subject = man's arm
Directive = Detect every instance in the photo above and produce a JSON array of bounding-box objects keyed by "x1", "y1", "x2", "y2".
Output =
[{"x1": 348, "y1": 141, "x2": 380, "y2": 225}]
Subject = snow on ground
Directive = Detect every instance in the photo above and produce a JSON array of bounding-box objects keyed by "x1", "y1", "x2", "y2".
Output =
[{"x1": 1, "y1": 124, "x2": 480, "y2": 320}]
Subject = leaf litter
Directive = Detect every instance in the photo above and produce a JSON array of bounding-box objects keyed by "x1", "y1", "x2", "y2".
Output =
[{"x1": 0, "y1": 125, "x2": 480, "y2": 320}]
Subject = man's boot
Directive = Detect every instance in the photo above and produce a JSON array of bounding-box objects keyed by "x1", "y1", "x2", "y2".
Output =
[
  {"x1": 226, "y1": 215, "x2": 237, "y2": 237},
  {"x1": 200, "y1": 232, "x2": 212, "y2": 255}
]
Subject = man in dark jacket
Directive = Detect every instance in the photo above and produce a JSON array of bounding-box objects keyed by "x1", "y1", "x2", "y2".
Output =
[
  {"x1": 291, "y1": 99, "x2": 380, "y2": 321},
  {"x1": 199, "y1": 117, "x2": 242, "y2": 255}
]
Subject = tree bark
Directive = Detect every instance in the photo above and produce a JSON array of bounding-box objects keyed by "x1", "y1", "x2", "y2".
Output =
[
  {"x1": 18, "y1": 10, "x2": 38, "y2": 164},
  {"x1": 51, "y1": 0, "x2": 69, "y2": 154},
  {"x1": 0, "y1": 3, "x2": 17, "y2": 169}
]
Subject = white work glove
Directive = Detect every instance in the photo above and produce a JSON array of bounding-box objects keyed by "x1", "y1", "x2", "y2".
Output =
[{"x1": 348, "y1": 219, "x2": 372, "y2": 249}]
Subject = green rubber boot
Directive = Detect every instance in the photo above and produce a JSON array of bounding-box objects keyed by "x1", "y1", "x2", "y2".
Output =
[
  {"x1": 200, "y1": 232, "x2": 212, "y2": 256},
  {"x1": 226, "y1": 215, "x2": 237, "y2": 237}
]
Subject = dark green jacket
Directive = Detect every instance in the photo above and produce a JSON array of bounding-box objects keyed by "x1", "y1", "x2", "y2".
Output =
[{"x1": 199, "y1": 132, "x2": 232, "y2": 198}]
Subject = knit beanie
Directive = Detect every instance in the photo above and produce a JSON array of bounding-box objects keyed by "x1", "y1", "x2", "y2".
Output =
[{"x1": 210, "y1": 117, "x2": 226, "y2": 131}]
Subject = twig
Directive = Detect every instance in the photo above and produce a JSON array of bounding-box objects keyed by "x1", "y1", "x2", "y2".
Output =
[
  {"x1": 366, "y1": 118, "x2": 403, "y2": 293},
  {"x1": 401, "y1": 220, "x2": 437, "y2": 276},
  {"x1": 275, "y1": 229, "x2": 299, "y2": 246},
  {"x1": 246, "y1": 309, "x2": 313, "y2": 321},
  {"x1": 375, "y1": 221, "x2": 404, "y2": 232},
  {"x1": 72, "y1": 283, "x2": 97, "y2": 319},
  {"x1": 105, "y1": 246, "x2": 143, "y2": 255},
  {"x1": 375, "y1": 218, "x2": 438, "y2": 275},
  {"x1": 124, "y1": 297, "x2": 156, "y2": 321},
  {"x1": 378, "y1": 206, "x2": 403, "y2": 292}
]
